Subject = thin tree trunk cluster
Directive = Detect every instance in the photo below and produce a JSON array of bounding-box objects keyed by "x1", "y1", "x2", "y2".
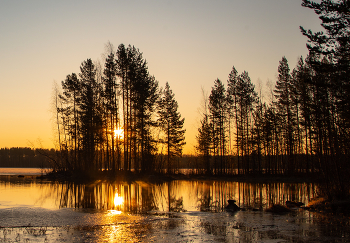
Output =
[
  {"x1": 196, "y1": 1, "x2": 350, "y2": 199},
  {"x1": 54, "y1": 44, "x2": 185, "y2": 175},
  {"x1": 196, "y1": 55, "x2": 350, "y2": 184}
]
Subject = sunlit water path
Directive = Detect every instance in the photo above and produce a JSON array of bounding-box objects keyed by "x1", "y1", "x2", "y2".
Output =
[{"x1": 0, "y1": 168, "x2": 349, "y2": 242}]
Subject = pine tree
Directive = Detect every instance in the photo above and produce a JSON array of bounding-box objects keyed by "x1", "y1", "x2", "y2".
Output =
[
  {"x1": 196, "y1": 114, "x2": 213, "y2": 175},
  {"x1": 274, "y1": 57, "x2": 296, "y2": 174},
  {"x1": 102, "y1": 52, "x2": 119, "y2": 171},
  {"x1": 235, "y1": 71, "x2": 257, "y2": 174},
  {"x1": 209, "y1": 79, "x2": 227, "y2": 174},
  {"x1": 226, "y1": 66, "x2": 240, "y2": 174},
  {"x1": 301, "y1": 0, "x2": 350, "y2": 198},
  {"x1": 291, "y1": 56, "x2": 314, "y2": 172},
  {"x1": 116, "y1": 44, "x2": 159, "y2": 172},
  {"x1": 60, "y1": 73, "x2": 81, "y2": 170},
  {"x1": 79, "y1": 58, "x2": 102, "y2": 172},
  {"x1": 251, "y1": 99, "x2": 264, "y2": 174},
  {"x1": 116, "y1": 44, "x2": 130, "y2": 171},
  {"x1": 158, "y1": 82, "x2": 186, "y2": 174},
  {"x1": 133, "y1": 73, "x2": 159, "y2": 173}
]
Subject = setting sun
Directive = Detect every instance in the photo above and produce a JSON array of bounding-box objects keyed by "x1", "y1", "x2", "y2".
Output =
[
  {"x1": 114, "y1": 128, "x2": 124, "y2": 139},
  {"x1": 114, "y1": 192, "x2": 124, "y2": 207}
]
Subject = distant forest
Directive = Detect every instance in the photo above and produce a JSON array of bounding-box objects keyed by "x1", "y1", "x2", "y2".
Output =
[{"x1": 0, "y1": 147, "x2": 54, "y2": 168}]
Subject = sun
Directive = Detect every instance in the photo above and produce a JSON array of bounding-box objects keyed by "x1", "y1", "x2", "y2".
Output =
[
  {"x1": 114, "y1": 193, "x2": 124, "y2": 207},
  {"x1": 114, "y1": 128, "x2": 124, "y2": 139}
]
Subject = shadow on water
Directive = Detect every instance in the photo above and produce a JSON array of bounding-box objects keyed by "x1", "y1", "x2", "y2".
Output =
[{"x1": 1, "y1": 176, "x2": 349, "y2": 242}]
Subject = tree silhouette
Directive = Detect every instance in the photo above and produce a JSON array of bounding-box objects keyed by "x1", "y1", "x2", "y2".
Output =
[
  {"x1": 158, "y1": 82, "x2": 186, "y2": 174},
  {"x1": 274, "y1": 57, "x2": 296, "y2": 174},
  {"x1": 234, "y1": 72, "x2": 257, "y2": 174},
  {"x1": 102, "y1": 51, "x2": 119, "y2": 171},
  {"x1": 196, "y1": 114, "x2": 213, "y2": 175},
  {"x1": 227, "y1": 66, "x2": 240, "y2": 174},
  {"x1": 301, "y1": 0, "x2": 350, "y2": 198},
  {"x1": 79, "y1": 59, "x2": 103, "y2": 172},
  {"x1": 209, "y1": 79, "x2": 227, "y2": 174}
]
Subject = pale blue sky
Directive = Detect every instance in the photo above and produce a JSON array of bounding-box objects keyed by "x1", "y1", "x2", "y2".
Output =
[{"x1": 0, "y1": 0, "x2": 322, "y2": 153}]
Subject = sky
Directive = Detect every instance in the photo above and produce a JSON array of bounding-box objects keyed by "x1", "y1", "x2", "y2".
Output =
[{"x1": 0, "y1": 0, "x2": 322, "y2": 154}]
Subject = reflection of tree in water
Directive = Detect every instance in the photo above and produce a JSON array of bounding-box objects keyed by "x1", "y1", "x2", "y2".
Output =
[
  {"x1": 54, "y1": 181, "x2": 157, "y2": 212},
  {"x1": 29, "y1": 180, "x2": 350, "y2": 242},
  {"x1": 43, "y1": 180, "x2": 317, "y2": 213},
  {"x1": 194, "y1": 181, "x2": 317, "y2": 212},
  {"x1": 81, "y1": 184, "x2": 96, "y2": 209},
  {"x1": 196, "y1": 181, "x2": 231, "y2": 212},
  {"x1": 167, "y1": 182, "x2": 184, "y2": 212},
  {"x1": 198, "y1": 182, "x2": 215, "y2": 212},
  {"x1": 198, "y1": 194, "x2": 211, "y2": 212},
  {"x1": 169, "y1": 197, "x2": 184, "y2": 212},
  {"x1": 200, "y1": 220, "x2": 226, "y2": 237}
]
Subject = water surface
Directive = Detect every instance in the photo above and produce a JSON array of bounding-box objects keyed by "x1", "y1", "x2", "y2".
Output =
[{"x1": 0, "y1": 168, "x2": 349, "y2": 242}]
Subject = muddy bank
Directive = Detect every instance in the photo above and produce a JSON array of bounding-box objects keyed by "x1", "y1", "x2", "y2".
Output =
[{"x1": 304, "y1": 197, "x2": 350, "y2": 216}]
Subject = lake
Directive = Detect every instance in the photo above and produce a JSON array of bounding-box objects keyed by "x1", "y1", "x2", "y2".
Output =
[{"x1": 0, "y1": 168, "x2": 349, "y2": 242}]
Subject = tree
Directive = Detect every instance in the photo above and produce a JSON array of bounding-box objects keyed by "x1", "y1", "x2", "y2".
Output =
[
  {"x1": 301, "y1": 0, "x2": 350, "y2": 198},
  {"x1": 226, "y1": 66, "x2": 240, "y2": 174},
  {"x1": 102, "y1": 51, "x2": 119, "y2": 171},
  {"x1": 133, "y1": 73, "x2": 159, "y2": 173},
  {"x1": 209, "y1": 79, "x2": 227, "y2": 174},
  {"x1": 158, "y1": 82, "x2": 186, "y2": 173},
  {"x1": 116, "y1": 44, "x2": 130, "y2": 171},
  {"x1": 79, "y1": 58, "x2": 103, "y2": 172},
  {"x1": 274, "y1": 57, "x2": 296, "y2": 174},
  {"x1": 60, "y1": 73, "x2": 81, "y2": 170},
  {"x1": 196, "y1": 114, "x2": 213, "y2": 175},
  {"x1": 251, "y1": 99, "x2": 265, "y2": 174},
  {"x1": 196, "y1": 88, "x2": 213, "y2": 175},
  {"x1": 116, "y1": 44, "x2": 159, "y2": 172},
  {"x1": 235, "y1": 71, "x2": 257, "y2": 174},
  {"x1": 301, "y1": 0, "x2": 350, "y2": 146},
  {"x1": 291, "y1": 56, "x2": 314, "y2": 173}
]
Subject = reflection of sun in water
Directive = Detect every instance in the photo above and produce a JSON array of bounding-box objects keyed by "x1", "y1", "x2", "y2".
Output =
[
  {"x1": 109, "y1": 210, "x2": 122, "y2": 215},
  {"x1": 114, "y1": 128, "x2": 124, "y2": 139},
  {"x1": 114, "y1": 193, "x2": 124, "y2": 207}
]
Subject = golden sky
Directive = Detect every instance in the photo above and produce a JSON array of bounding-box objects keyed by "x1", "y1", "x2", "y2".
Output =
[{"x1": 0, "y1": 0, "x2": 322, "y2": 154}]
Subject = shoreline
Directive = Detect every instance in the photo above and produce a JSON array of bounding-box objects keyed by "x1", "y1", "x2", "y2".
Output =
[
  {"x1": 3, "y1": 169, "x2": 350, "y2": 216},
  {"x1": 40, "y1": 169, "x2": 321, "y2": 184}
]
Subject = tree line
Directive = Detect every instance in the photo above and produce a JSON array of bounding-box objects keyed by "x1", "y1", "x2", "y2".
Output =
[
  {"x1": 53, "y1": 44, "x2": 185, "y2": 175},
  {"x1": 0, "y1": 147, "x2": 54, "y2": 168},
  {"x1": 196, "y1": 0, "x2": 350, "y2": 198}
]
